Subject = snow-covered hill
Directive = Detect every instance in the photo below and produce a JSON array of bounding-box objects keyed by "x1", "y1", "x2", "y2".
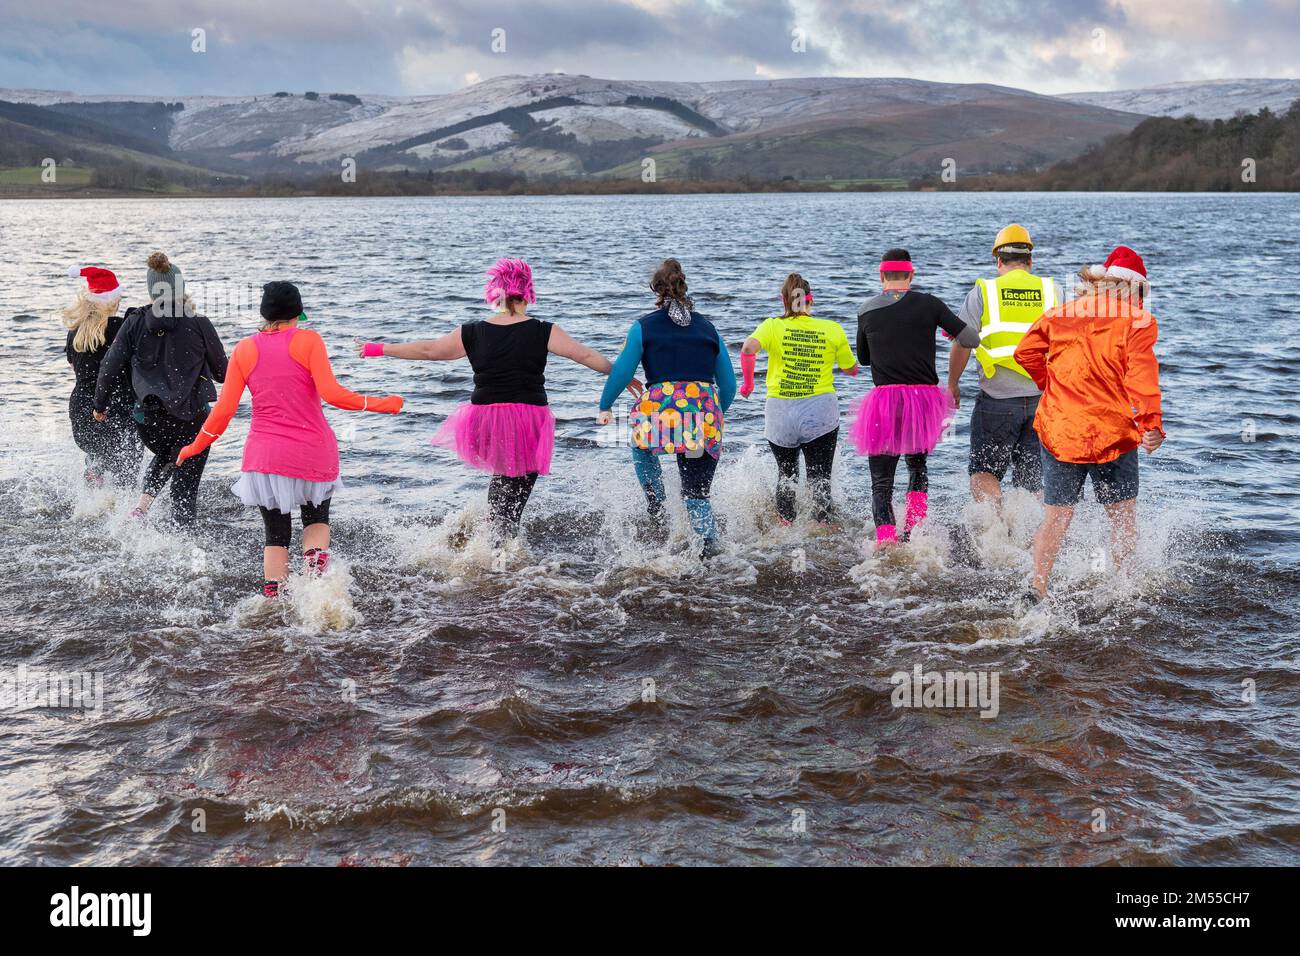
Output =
[
  {"x1": 1059, "y1": 78, "x2": 1300, "y2": 119},
  {"x1": 5, "y1": 73, "x2": 1292, "y2": 179}
]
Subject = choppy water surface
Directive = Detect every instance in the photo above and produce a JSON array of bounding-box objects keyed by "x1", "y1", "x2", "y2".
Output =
[{"x1": 0, "y1": 193, "x2": 1297, "y2": 865}]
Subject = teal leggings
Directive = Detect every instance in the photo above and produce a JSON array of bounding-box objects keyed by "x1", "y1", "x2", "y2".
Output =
[{"x1": 632, "y1": 447, "x2": 719, "y2": 540}]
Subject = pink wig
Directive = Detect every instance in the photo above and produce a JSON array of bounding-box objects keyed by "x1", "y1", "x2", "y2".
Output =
[{"x1": 484, "y1": 258, "x2": 536, "y2": 308}]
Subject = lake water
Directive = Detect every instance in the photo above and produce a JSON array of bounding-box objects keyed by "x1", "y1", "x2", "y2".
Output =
[{"x1": 0, "y1": 192, "x2": 1297, "y2": 865}]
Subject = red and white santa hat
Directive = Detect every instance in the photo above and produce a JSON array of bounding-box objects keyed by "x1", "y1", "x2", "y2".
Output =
[
  {"x1": 68, "y1": 265, "x2": 124, "y2": 303},
  {"x1": 1102, "y1": 245, "x2": 1147, "y2": 283}
]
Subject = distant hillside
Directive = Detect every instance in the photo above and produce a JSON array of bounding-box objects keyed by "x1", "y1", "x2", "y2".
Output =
[
  {"x1": 923, "y1": 100, "x2": 1300, "y2": 191},
  {"x1": 0, "y1": 100, "x2": 235, "y2": 194},
  {"x1": 1060, "y1": 78, "x2": 1300, "y2": 120},
  {"x1": 0, "y1": 74, "x2": 1146, "y2": 182}
]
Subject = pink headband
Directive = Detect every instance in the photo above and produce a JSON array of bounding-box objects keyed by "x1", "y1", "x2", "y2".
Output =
[{"x1": 879, "y1": 260, "x2": 914, "y2": 273}]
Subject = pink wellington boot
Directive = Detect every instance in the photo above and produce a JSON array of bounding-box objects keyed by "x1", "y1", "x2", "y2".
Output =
[
  {"x1": 875, "y1": 524, "x2": 898, "y2": 550},
  {"x1": 903, "y1": 491, "x2": 928, "y2": 537}
]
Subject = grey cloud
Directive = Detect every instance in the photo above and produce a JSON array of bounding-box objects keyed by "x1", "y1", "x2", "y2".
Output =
[{"x1": 0, "y1": 0, "x2": 1295, "y2": 96}]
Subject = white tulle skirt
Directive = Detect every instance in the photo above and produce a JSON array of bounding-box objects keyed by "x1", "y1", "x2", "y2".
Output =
[{"x1": 232, "y1": 471, "x2": 341, "y2": 513}]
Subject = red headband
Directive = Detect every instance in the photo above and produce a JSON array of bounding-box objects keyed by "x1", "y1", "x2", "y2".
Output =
[{"x1": 880, "y1": 260, "x2": 914, "y2": 273}]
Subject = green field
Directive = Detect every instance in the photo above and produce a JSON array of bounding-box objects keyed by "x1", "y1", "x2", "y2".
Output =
[{"x1": 0, "y1": 165, "x2": 94, "y2": 187}]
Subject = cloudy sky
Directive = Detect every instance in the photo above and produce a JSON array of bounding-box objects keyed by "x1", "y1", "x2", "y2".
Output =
[{"x1": 1, "y1": 0, "x2": 1296, "y2": 97}]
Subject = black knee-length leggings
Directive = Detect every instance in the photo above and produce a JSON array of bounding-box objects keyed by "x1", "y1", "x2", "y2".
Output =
[
  {"x1": 768, "y1": 428, "x2": 838, "y2": 523},
  {"x1": 258, "y1": 499, "x2": 332, "y2": 547},
  {"x1": 868, "y1": 453, "x2": 928, "y2": 528},
  {"x1": 488, "y1": 472, "x2": 538, "y2": 536}
]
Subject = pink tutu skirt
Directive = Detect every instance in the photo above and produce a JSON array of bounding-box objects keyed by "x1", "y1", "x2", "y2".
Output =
[
  {"x1": 431, "y1": 402, "x2": 555, "y2": 477},
  {"x1": 849, "y1": 384, "x2": 953, "y2": 456}
]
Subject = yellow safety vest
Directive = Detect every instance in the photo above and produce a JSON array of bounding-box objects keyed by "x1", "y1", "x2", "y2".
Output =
[{"x1": 975, "y1": 269, "x2": 1058, "y2": 379}]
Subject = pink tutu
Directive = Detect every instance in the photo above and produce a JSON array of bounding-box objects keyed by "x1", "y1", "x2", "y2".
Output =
[
  {"x1": 431, "y1": 402, "x2": 555, "y2": 477},
  {"x1": 849, "y1": 384, "x2": 953, "y2": 456}
]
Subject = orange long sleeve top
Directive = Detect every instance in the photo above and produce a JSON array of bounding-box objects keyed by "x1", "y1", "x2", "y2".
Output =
[
  {"x1": 1013, "y1": 292, "x2": 1163, "y2": 464},
  {"x1": 177, "y1": 328, "x2": 401, "y2": 467}
]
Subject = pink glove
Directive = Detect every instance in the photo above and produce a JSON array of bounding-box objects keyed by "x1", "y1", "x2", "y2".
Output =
[
  {"x1": 739, "y1": 351, "x2": 756, "y2": 398},
  {"x1": 362, "y1": 342, "x2": 385, "y2": 357}
]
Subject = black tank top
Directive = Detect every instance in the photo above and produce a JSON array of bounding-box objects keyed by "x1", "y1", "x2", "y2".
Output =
[{"x1": 462, "y1": 317, "x2": 554, "y2": 406}]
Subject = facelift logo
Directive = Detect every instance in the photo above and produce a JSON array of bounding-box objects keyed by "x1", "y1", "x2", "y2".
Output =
[{"x1": 50, "y1": 887, "x2": 151, "y2": 937}]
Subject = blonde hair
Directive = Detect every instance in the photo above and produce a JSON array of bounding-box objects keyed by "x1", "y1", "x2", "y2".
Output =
[
  {"x1": 61, "y1": 291, "x2": 122, "y2": 353},
  {"x1": 1075, "y1": 265, "x2": 1149, "y2": 309}
]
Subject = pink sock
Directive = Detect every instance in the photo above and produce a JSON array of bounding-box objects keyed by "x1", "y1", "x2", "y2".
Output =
[
  {"x1": 904, "y1": 491, "x2": 928, "y2": 534},
  {"x1": 304, "y1": 549, "x2": 330, "y2": 576},
  {"x1": 875, "y1": 524, "x2": 898, "y2": 548}
]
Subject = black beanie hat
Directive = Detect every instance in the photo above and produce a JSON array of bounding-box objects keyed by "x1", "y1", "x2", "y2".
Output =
[{"x1": 260, "y1": 281, "x2": 304, "y2": 323}]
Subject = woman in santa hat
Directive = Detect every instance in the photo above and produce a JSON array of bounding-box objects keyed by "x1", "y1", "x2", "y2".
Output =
[
  {"x1": 1013, "y1": 245, "x2": 1165, "y2": 604},
  {"x1": 60, "y1": 266, "x2": 142, "y2": 485}
]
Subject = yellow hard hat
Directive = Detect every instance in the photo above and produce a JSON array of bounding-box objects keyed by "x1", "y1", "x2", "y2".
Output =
[{"x1": 992, "y1": 223, "x2": 1033, "y2": 255}]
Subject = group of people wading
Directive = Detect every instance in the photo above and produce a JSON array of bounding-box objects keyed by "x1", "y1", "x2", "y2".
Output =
[{"x1": 60, "y1": 223, "x2": 1163, "y2": 606}]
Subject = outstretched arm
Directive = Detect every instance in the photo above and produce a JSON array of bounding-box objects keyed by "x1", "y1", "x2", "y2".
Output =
[
  {"x1": 550, "y1": 325, "x2": 613, "y2": 375},
  {"x1": 598, "y1": 324, "x2": 644, "y2": 412},
  {"x1": 301, "y1": 331, "x2": 403, "y2": 412},
  {"x1": 176, "y1": 338, "x2": 254, "y2": 463},
  {"x1": 358, "y1": 327, "x2": 465, "y2": 361}
]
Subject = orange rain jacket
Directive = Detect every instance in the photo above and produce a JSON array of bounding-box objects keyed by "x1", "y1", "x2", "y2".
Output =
[{"x1": 1013, "y1": 292, "x2": 1163, "y2": 464}]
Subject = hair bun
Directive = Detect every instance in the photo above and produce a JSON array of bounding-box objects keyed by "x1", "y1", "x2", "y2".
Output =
[{"x1": 147, "y1": 252, "x2": 171, "y2": 273}]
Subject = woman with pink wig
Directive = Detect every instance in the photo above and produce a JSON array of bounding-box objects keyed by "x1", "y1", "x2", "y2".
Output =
[{"x1": 360, "y1": 258, "x2": 636, "y2": 540}]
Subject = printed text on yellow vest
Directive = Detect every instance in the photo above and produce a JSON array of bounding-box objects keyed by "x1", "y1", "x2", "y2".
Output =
[{"x1": 975, "y1": 270, "x2": 1057, "y2": 379}]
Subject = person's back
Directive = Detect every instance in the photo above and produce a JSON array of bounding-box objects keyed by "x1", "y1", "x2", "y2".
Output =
[
  {"x1": 114, "y1": 302, "x2": 226, "y2": 420},
  {"x1": 752, "y1": 313, "x2": 851, "y2": 399},
  {"x1": 637, "y1": 305, "x2": 721, "y2": 385},
  {"x1": 461, "y1": 316, "x2": 553, "y2": 406},
  {"x1": 858, "y1": 289, "x2": 974, "y2": 387},
  {"x1": 68, "y1": 313, "x2": 131, "y2": 409},
  {"x1": 1014, "y1": 245, "x2": 1165, "y2": 604},
  {"x1": 242, "y1": 327, "x2": 339, "y2": 481},
  {"x1": 1018, "y1": 292, "x2": 1161, "y2": 464},
  {"x1": 739, "y1": 272, "x2": 856, "y2": 527},
  {"x1": 948, "y1": 224, "x2": 1059, "y2": 503},
  {"x1": 599, "y1": 258, "x2": 736, "y2": 558},
  {"x1": 92, "y1": 252, "x2": 228, "y2": 526}
]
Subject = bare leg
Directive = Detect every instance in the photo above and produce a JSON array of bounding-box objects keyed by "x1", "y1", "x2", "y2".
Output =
[
  {"x1": 263, "y1": 546, "x2": 290, "y2": 581},
  {"x1": 133, "y1": 492, "x2": 155, "y2": 515},
  {"x1": 302, "y1": 522, "x2": 330, "y2": 555},
  {"x1": 1031, "y1": 504, "x2": 1075, "y2": 597},
  {"x1": 970, "y1": 472, "x2": 1002, "y2": 505},
  {"x1": 1104, "y1": 499, "x2": 1138, "y2": 570}
]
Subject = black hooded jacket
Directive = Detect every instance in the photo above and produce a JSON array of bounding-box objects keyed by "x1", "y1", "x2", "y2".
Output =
[{"x1": 94, "y1": 303, "x2": 228, "y2": 421}]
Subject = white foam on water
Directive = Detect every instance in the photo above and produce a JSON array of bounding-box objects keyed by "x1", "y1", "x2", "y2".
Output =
[{"x1": 280, "y1": 558, "x2": 361, "y2": 634}]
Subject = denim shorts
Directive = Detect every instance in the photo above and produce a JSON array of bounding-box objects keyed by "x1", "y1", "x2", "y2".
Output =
[
  {"x1": 968, "y1": 394, "x2": 1043, "y2": 491},
  {"x1": 1041, "y1": 447, "x2": 1139, "y2": 506}
]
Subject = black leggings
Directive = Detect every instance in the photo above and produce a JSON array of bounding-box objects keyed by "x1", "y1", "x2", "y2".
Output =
[
  {"x1": 137, "y1": 410, "x2": 208, "y2": 525},
  {"x1": 70, "y1": 397, "x2": 142, "y2": 483},
  {"x1": 488, "y1": 472, "x2": 538, "y2": 537},
  {"x1": 768, "y1": 428, "x2": 838, "y2": 523},
  {"x1": 868, "y1": 453, "x2": 928, "y2": 527},
  {"x1": 258, "y1": 499, "x2": 332, "y2": 548}
]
